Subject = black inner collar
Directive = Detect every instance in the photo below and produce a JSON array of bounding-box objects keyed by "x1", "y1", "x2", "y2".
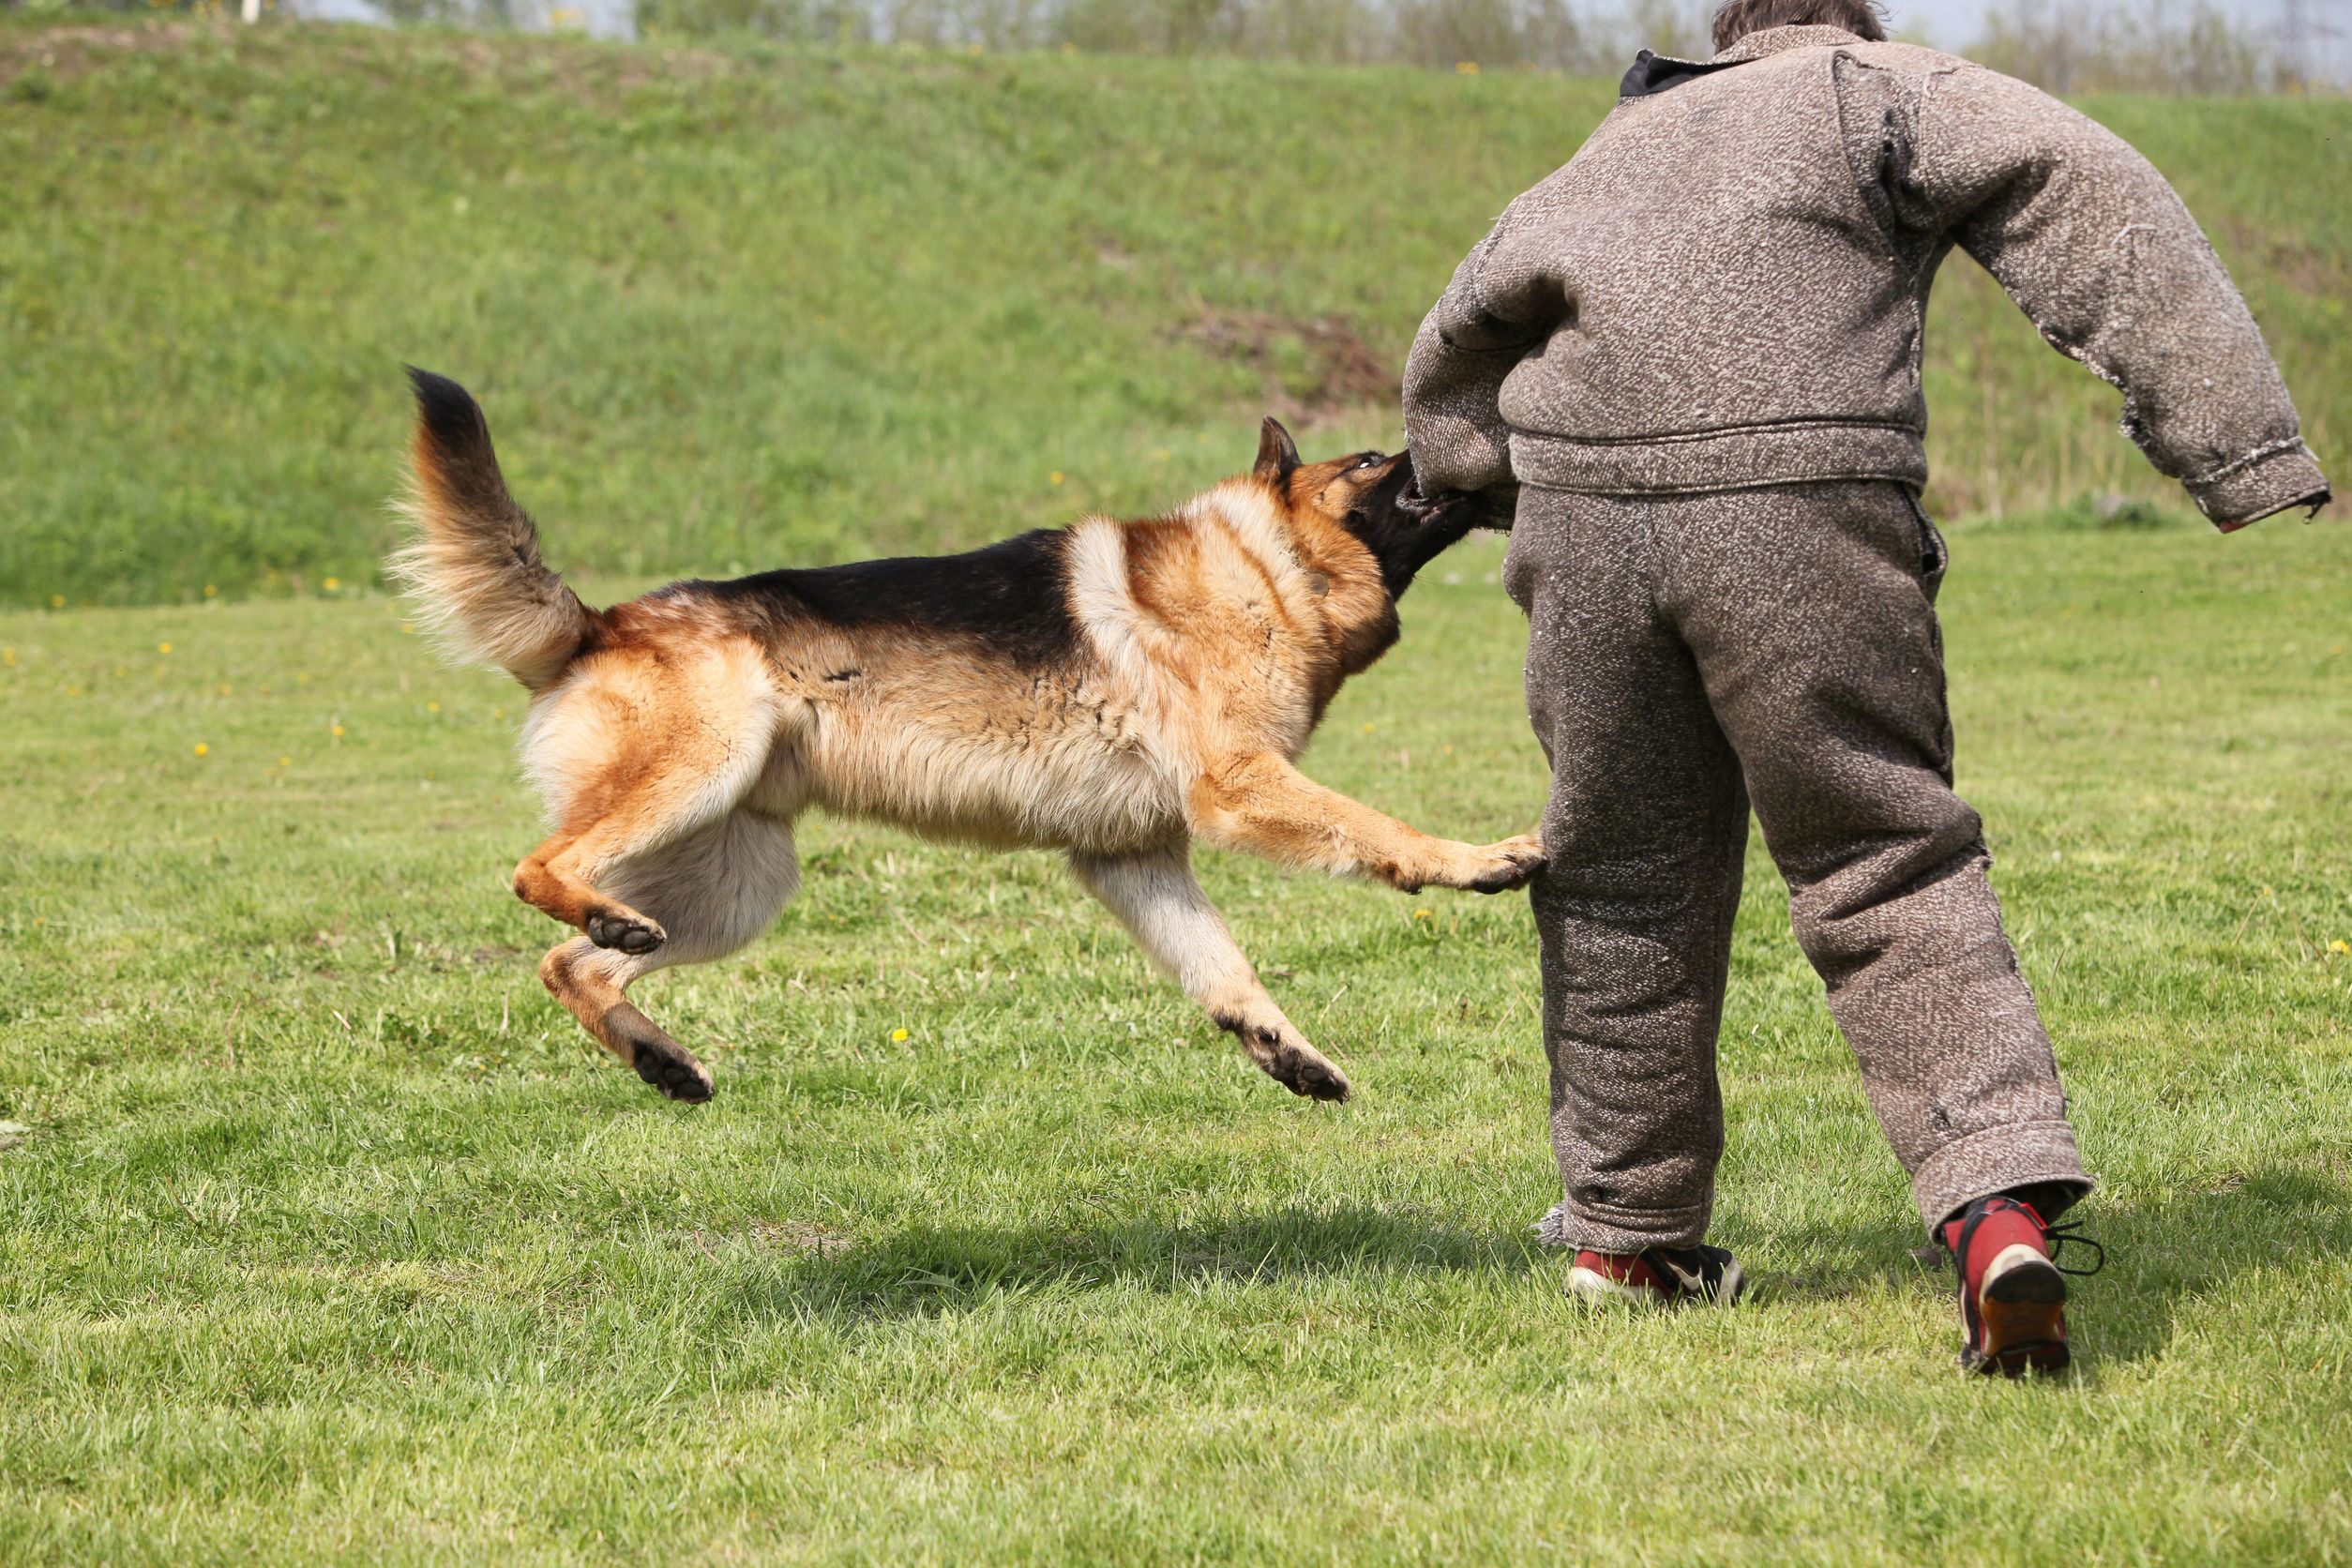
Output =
[{"x1": 1618, "y1": 48, "x2": 1741, "y2": 98}]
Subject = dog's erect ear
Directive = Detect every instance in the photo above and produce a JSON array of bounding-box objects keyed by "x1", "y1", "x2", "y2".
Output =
[{"x1": 1253, "y1": 416, "x2": 1301, "y2": 487}]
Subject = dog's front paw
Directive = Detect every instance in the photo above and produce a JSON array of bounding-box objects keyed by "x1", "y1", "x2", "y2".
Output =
[
  {"x1": 587, "y1": 910, "x2": 667, "y2": 955},
  {"x1": 1459, "y1": 833, "x2": 1546, "y2": 894}
]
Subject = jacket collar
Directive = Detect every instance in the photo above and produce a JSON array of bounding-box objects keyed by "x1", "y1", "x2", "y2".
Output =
[
  {"x1": 1619, "y1": 23, "x2": 1861, "y2": 98},
  {"x1": 1712, "y1": 23, "x2": 1863, "y2": 63}
]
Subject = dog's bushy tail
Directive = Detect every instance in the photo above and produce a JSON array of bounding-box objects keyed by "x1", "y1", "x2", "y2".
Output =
[{"x1": 388, "y1": 368, "x2": 598, "y2": 691}]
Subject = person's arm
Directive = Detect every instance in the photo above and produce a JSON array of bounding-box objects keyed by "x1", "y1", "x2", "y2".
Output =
[
  {"x1": 1401, "y1": 199, "x2": 1563, "y2": 515},
  {"x1": 1904, "y1": 65, "x2": 2328, "y2": 530}
]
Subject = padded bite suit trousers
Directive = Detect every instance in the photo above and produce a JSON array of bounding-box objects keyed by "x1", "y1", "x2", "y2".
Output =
[{"x1": 1505, "y1": 481, "x2": 2091, "y2": 1250}]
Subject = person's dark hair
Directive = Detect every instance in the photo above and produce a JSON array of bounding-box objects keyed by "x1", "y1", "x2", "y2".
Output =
[{"x1": 1710, "y1": 0, "x2": 1888, "y2": 50}]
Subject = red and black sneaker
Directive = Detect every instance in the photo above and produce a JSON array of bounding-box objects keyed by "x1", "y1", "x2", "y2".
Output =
[
  {"x1": 1565, "y1": 1244, "x2": 1745, "y2": 1307},
  {"x1": 1938, "y1": 1195, "x2": 2104, "y2": 1377}
]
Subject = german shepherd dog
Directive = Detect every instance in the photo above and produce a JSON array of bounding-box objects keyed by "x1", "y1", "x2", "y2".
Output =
[{"x1": 392, "y1": 369, "x2": 1541, "y2": 1106}]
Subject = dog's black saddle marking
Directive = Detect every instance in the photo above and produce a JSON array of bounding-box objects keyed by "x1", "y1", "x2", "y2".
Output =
[{"x1": 702, "y1": 530, "x2": 1082, "y2": 671}]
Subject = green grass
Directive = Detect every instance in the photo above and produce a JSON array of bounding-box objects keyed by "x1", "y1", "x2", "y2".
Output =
[
  {"x1": 5, "y1": 15, "x2": 2352, "y2": 1565},
  {"x1": 1, "y1": 17, "x2": 2346, "y2": 608},
  {"x1": 4, "y1": 513, "x2": 2350, "y2": 1563}
]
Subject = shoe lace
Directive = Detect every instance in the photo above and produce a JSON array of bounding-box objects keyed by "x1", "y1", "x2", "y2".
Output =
[{"x1": 2043, "y1": 1219, "x2": 2105, "y2": 1277}]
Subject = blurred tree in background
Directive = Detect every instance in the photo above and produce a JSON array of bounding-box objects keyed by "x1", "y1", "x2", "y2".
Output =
[
  {"x1": 623, "y1": 0, "x2": 1649, "y2": 68},
  {"x1": 0, "y1": 0, "x2": 2331, "y2": 90},
  {"x1": 621, "y1": 0, "x2": 2320, "y2": 92},
  {"x1": 1972, "y1": 0, "x2": 2275, "y2": 94}
]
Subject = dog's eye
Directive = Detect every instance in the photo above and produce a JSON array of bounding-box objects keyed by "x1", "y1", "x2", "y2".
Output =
[{"x1": 1356, "y1": 452, "x2": 1386, "y2": 470}]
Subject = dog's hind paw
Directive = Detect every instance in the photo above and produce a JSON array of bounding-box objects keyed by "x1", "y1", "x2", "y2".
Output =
[
  {"x1": 632, "y1": 1039, "x2": 714, "y2": 1103},
  {"x1": 587, "y1": 911, "x2": 667, "y2": 955}
]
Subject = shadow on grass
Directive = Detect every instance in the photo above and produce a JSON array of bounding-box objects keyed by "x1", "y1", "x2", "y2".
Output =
[
  {"x1": 736, "y1": 1203, "x2": 1545, "y2": 1320},
  {"x1": 720, "y1": 1167, "x2": 2349, "y2": 1373}
]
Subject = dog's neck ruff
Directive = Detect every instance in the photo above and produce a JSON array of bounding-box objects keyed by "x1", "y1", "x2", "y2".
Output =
[{"x1": 1185, "y1": 480, "x2": 1305, "y2": 587}]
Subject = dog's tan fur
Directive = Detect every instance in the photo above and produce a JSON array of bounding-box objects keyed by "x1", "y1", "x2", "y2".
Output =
[{"x1": 392, "y1": 371, "x2": 1540, "y2": 1104}]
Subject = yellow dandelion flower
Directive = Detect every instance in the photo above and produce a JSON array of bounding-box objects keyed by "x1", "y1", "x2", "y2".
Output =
[
  {"x1": 219, "y1": 683, "x2": 233, "y2": 697},
  {"x1": 1360, "y1": 721, "x2": 1375, "y2": 734},
  {"x1": 278, "y1": 756, "x2": 292, "y2": 767},
  {"x1": 1413, "y1": 909, "x2": 1432, "y2": 921},
  {"x1": 1455, "y1": 59, "x2": 1480, "y2": 74},
  {"x1": 158, "y1": 641, "x2": 173, "y2": 655},
  {"x1": 204, "y1": 584, "x2": 218, "y2": 598},
  {"x1": 193, "y1": 743, "x2": 210, "y2": 757},
  {"x1": 1442, "y1": 744, "x2": 1455, "y2": 756},
  {"x1": 891, "y1": 1027, "x2": 911, "y2": 1042},
  {"x1": 50, "y1": 595, "x2": 65, "y2": 609},
  {"x1": 400, "y1": 622, "x2": 417, "y2": 635},
  {"x1": 323, "y1": 577, "x2": 341, "y2": 592},
  {"x1": 331, "y1": 724, "x2": 346, "y2": 738},
  {"x1": 1, "y1": 648, "x2": 14, "y2": 668},
  {"x1": 2332, "y1": 940, "x2": 2351, "y2": 957},
  {"x1": 1050, "y1": 471, "x2": 1066, "y2": 486},
  {"x1": 427, "y1": 701, "x2": 442, "y2": 714}
]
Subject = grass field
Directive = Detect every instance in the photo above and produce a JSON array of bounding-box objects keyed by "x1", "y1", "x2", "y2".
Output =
[
  {"x1": 6, "y1": 519, "x2": 2350, "y2": 1563},
  {"x1": 4, "y1": 14, "x2": 2351, "y2": 1567}
]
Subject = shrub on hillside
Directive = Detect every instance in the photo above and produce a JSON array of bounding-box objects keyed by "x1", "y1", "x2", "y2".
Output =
[
  {"x1": 1968, "y1": 0, "x2": 2309, "y2": 96},
  {"x1": 616, "y1": 0, "x2": 2328, "y2": 93}
]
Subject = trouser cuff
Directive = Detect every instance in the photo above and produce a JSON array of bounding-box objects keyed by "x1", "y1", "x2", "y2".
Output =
[
  {"x1": 1534, "y1": 1196, "x2": 1713, "y2": 1254},
  {"x1": 1910, "y1": 1120, "x2": 2093, "y2": 1235}
]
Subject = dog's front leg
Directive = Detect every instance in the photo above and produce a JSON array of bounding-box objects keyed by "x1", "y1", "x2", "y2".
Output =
[
  {"x1": 1069, "y1": 845, "x2": 1349, "y2": 1103},
  {"x1": 1186, "y1": 752, "x2": 1544, "y2": 894}
]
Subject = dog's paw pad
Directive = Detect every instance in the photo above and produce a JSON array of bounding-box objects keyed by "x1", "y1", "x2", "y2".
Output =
[
  {"x1": 588, "y1": 912, "x2": 667, "y2": 955},
  {"x1": 633, "y1": 1043, "x2": 713, "y2": 1103},
  {"x1": 1270, "y1": 1047, "x2": 1351, "y2": 1104}
]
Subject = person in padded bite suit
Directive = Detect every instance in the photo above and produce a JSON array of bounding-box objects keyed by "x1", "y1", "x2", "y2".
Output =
[{"x1": 1400, "y1": 0, "x2": 2330, "y2": 1374}]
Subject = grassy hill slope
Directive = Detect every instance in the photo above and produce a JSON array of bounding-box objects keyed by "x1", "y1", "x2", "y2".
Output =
[{"x1": 2, "y1": 17, "x2": 2346, "y2": 608}]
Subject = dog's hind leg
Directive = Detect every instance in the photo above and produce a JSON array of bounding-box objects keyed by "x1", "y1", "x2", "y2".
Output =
[
  {"x1": 1070, "y1": 844, "x2": 1349, "y2": 1103},
  {"x1": 514, "y1": 778, "x2": 743, "y2": 957},
  {"x1": 512, "y1": 665, "x2": 788, "y2": 956},
  {"x1": 539, "y1": 809, "x2": 801, "y2": 1102}
]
